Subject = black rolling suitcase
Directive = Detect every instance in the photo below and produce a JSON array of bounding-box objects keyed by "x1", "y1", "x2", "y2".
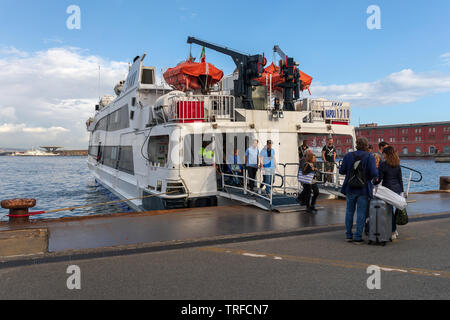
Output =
[{"x1": 368, "y1": 199, "x2": 392, "y2": 246}]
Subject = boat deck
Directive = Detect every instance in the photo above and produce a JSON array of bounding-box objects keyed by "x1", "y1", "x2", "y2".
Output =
[{"x1": 0, "y1": 192, "x2": 449, "y2": 254}]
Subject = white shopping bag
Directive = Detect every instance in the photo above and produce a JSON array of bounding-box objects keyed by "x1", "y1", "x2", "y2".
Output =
[{"x1": 373, "y1": 184, "x2": 407, "y2": 210}]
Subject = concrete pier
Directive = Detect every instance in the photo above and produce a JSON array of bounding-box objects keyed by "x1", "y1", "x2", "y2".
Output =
[{"x1": 0, "y1": 192, "x2": 449, "y2": 257}]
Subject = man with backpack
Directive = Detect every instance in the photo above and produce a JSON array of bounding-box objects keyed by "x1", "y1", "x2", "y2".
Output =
[{"x1": 339, "y1": 137, "x2": 378, "y2": 244}]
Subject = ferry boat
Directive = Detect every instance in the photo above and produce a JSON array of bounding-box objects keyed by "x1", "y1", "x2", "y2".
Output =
[
  {"x1": 12, "y1": 147, "x2": 58, "y2": 156},
  {"x1": 86, "y1": 38, "x2": 355, "y2": 211}
]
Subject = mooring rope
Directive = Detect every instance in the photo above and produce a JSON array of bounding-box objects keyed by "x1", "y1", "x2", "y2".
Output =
[{"x1": 6, "y1": 191, "x2": 176, "y2": 217}]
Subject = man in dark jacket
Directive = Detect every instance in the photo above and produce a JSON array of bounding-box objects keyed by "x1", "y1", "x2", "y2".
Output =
[{"x1": 339, "y1": 137, "x2": 378, "y2": 244}]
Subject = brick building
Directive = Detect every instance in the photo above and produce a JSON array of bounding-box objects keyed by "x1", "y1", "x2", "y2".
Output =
[{"x1": 356, "y1": 121, "x2": 450, "y2": 156}]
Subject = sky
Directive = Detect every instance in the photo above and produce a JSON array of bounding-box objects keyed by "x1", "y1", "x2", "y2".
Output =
[{"x1": 0, "y1": 0, "x2": 449, "y2": 149}]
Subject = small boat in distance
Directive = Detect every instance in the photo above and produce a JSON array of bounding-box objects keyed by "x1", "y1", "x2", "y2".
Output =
[{"x1": 12, "y1": 147, "x2": 57, "y2": 156}]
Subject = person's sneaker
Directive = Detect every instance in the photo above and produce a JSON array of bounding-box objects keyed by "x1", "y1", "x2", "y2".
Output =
[
  {"x1": 306, "y1": 207, "x2": 314, "y2": 213},
  {"x1": 353, "y1": 239, "x2": 365, "y2": 245},
  {"x1": 395, "y1": 230, "x2": 399, "y2": 238},
  {"x1": 346, "y1": 238, "x2": 353, "y2": 242},
  {"x1": 391, "y1": 232, "x2": 397, "y2": 240}
]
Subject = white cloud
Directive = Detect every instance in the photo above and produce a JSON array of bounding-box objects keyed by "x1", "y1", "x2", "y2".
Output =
[
  {"x1": 310, "y1": 69, "x2": 450, "y2": 107},
  {"x1": 0, "y1": 106, "x2": 16, "y2": 120},
  {"x1": 0, "y1": 46, "x2": 28, "y2": 57},
  {"x1": 0, "y1": 46, "x2": 128, "y2": 149},
  {"x1": 441, "y1": 52, "x2": 450, "y2": 66},
  {"x1": 0, "y1": 123, "x2": 68, "y2": 133}
]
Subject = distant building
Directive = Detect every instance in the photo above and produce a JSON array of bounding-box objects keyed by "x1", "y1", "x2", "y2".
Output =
[
  {"x1": 301, "y1": 121, "x2": 450, "y2": 158},
  {"x1": 356, "y1": 121, "x2": 450, "y2": 156}
]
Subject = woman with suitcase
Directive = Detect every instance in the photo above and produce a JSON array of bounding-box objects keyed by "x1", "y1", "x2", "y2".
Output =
[
  {"x1": 300, "y1": 152, "x2": 320, "y2": 213},
  {"x1": 375, "y1": 146, "x2": 404, "y2": 240}
]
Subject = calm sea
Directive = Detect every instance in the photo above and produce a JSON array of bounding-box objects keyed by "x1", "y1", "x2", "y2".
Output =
[
  {"x1": 0, "y1": 156, "x2": 449, "y2": 221},
  {"x1": 0, "y1": 156, "x2": 132, "y2": 221}
]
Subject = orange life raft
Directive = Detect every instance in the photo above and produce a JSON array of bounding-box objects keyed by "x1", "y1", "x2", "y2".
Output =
[
  {"x1": 163, "y1": 60, "x2": 224, "y2": 92},
  {"x1": 255, "y1": 63, "x2": 313, "y2": 93}
]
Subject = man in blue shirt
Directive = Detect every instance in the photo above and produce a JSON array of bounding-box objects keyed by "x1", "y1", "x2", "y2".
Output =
[
  {"x1": 259, "y1": 140, "x2": 277, "y2": 195},
  {"x1": 339, "y1": 137, "x2": 378, "y2": 244}
]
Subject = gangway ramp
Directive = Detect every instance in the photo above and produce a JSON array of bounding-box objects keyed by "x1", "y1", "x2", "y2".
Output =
[{"x1": 218, "y1": 172, "x2": 306, "y2": 212}]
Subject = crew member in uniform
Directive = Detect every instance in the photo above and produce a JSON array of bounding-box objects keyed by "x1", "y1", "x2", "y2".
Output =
[{"x1": 322, "y1": 138, "x2": 336, "y2": 183}]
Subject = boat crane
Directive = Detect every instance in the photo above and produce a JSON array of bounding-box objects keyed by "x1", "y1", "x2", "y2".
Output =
[
  {"x1": 272, "y1": 45, "x2": 301, "y2": 111},
  {"x1": 187, "y1": 36, "x2": 266, "y2": 110}
]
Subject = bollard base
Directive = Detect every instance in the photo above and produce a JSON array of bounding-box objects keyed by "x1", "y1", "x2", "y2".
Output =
[
  {"x1": 440, "y1": 176, "x2": 450, "y2": 191},
  {"x1": 8, "y1": 209, "x2": 30, "y2": 224}
]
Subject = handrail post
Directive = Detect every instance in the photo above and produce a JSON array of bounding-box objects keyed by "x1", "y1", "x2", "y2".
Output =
[
  {"x1": 270, "y1": 173, "x2": 273, "y2": 210},
  {"x1": 244, "y1": 168, "x2": 247, "y2": 195},
  {"x1": 406, "y1": 171, "x2": 412, "y2": 198},
  {"x1": 221, "y1": 172, "x2": 225, "y2": 190}
]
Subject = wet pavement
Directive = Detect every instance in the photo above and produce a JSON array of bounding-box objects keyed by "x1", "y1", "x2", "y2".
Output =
[
  {"x1": 1, "y1": 216, "x2": 449, "y2": 299},
  {"x1": 0, "y1": 192, "x2": 449, "y2": 253}
]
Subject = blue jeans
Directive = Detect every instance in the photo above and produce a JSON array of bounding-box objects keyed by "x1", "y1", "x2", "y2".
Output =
[
  {"x1": 345, "y1": 192, "x2": 369, "y2": 241},
  {"x1": 262, "y1": 175, "x2": 274, "y2": 194}
]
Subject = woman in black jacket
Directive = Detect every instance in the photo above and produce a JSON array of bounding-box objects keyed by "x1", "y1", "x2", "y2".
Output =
[
  {"x1": 302, "y1": 153, "x2": 320, "y2": 213},
  {"x1": 376, "y1": 146, "x2": 404, "y2": 239}
]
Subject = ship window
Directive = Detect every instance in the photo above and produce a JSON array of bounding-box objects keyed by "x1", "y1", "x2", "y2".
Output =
[
  {"x1": 107, "y1": 105, "x2": 129, "y2": 131},
  {"x1": 94, "y1": 116, "x2": 108, "y2": 131},
  {"x1": 111, "y1": 146, "x2": 118, "y2": 160},
  {"x1": 102, "y1": 146, "x2": 117, "y2": 168},
  {"x1": 402, "y1": 147, "x2": 408, "y2": 155},
  {"x1": 416, "y1": 147, "x2": 421, "y2": 154},
  {"x1": 88, "y1": 145, "x2": 98, "y2": 157},
  {"x1": 444, "y1": 146, "x2": 450, "y2": 153},
  {"x1": 141, "y1": 68, "x2": 155, "y2": 85},
  {"x1": 118, "y1": 146, "x2": 134, "y2": 174},
  {"x1": 148, "y1": 135, "x2": 169, "y2": 167}
]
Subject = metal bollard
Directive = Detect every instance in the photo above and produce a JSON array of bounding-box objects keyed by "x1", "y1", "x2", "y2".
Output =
[
  {"x1": 440, "y1": 176, "x2": 450, "y2": 191},
  {"x1": 1, "y1": 198, "x2": 36, "y2": 223}
]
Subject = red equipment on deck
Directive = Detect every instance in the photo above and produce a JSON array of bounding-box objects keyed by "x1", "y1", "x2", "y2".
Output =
[
  {"x1": 255, "y1": 62, "x2": 313, "y2": 94},
  {"x1": 163, "y1": 60, "x2": 224, "y2": 93},
  {"x1": 173, "y1": 101, "x2": 205, "y2": 123}
]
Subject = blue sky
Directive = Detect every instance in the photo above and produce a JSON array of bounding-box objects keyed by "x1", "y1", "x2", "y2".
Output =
[{"x1": 0, "y1": 0, "x2": 449, "y2": 148}]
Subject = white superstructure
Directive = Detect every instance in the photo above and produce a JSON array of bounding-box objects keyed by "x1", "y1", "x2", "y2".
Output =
[{"x1": 87, "y1": 54, "x2": 355, "y2": 211}]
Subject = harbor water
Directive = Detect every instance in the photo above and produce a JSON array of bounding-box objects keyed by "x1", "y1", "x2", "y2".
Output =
[{"x1": 0, "y1": 156, "x2": 448, "y2": 221}]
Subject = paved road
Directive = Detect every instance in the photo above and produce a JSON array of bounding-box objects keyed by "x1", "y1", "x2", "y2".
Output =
[{"x1": 0, "y1": 217, "x2": 449, "y2": 299}]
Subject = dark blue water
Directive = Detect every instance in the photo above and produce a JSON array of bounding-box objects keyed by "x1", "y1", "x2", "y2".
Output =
[
  {"x1": 0, "y1": 156, "x2": 132, "y2": 221},
  {"x1": 0, "y1": 156, "x2": 448, "y2": 221}
]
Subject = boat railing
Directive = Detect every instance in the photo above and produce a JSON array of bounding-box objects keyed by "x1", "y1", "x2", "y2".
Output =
[
  {"x1": 400, "y1": 165, "x2": 423, "y2": 197},
  {"x1": 277, "y1": 161, "x2": 345, "y2": 196},
  {"x1": 243, "y1": 161, "x2": 423, "y2": 199},
  {"x1": 167, "y1": 94, "x2": 235, "y2": 123},
  {"x1": 220, "y1": 167, "x2": 287, "y2": 209},
  {"x1": 220, "y1": 171, "x2": 274, "y2": 209}
]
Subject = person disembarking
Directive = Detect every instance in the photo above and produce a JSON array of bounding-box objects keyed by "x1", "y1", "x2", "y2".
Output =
[
  {"x1": 297, "y1": 149, "x2": 313, "y2": 206},
  {"x1": 300, "y1": 152, "x2": 320, "y2": 213},
  {"x1": 245, "y1": 139, "x2": 260, "y2": 192},
  {"x1": 374, "y1": 146, "x2": 404, "y2": 240},
  {"x1": 339, "y1": 137, "x2": 378, "y2": 244},
  {"x1": 259, "y1": 140, "x2": 277, "y2": 195}
]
